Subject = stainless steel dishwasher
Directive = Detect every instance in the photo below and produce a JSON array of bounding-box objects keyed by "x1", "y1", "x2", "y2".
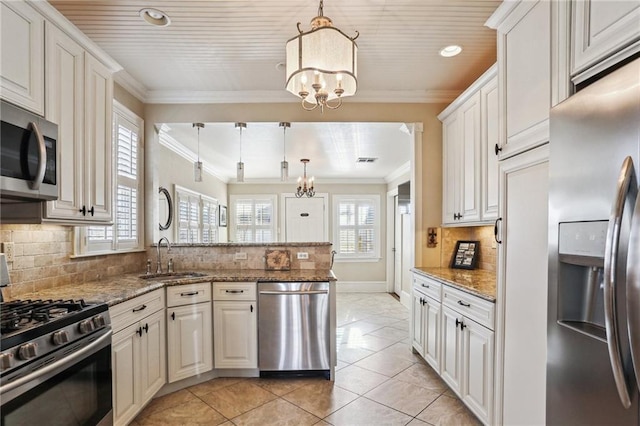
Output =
[{"x1": 258, "y1": 281, "x2": 330, "y2": 375}]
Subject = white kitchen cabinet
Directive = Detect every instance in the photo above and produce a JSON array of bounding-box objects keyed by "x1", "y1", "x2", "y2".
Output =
[
  {"x1": 212, "y1": 282, "x2": 257, "y2": 369},
  {"x1": 0, "y1": 0, "x2": 44, "y2": 115},
  {"x1": 441, "y1": 304, "x2": 494, "y2": 425},
  {"x1": 166, "y1": 283, "x2": 213, "y2": 383},
  {"x1": 494, "y1": 144, "x2": 549, "y2": 426},
  {"x1": 572, "y1": 0, "x2": 640, "y2": 78},
  {"x1": 110, "y1": 290, "x2": 166, "y2": 426},
  {"x1": 43, "y1": 27, "x2": 113, "y2": 223},
  {"x1": 439, "y1": 65, "x2": 498, "y2": 226},
  {"x1": 411, "y1": 273, "x2": 442, "y2": 372},
  {"x1": 486, "y1": 0, "x2": 551, "y2": 159}
]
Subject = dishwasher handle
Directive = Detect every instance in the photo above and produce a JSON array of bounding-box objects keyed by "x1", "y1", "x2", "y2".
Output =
[{"x1": 259, "y1": 290, "x2": 329, "y2": 295}]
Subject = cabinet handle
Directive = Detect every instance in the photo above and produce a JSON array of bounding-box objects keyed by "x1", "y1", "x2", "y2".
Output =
[
  {"x1": 132, "y1": 304, "x2": 147, "y2": 313},
  {"x1": 250, "y1": 304, "x2": 254, "y2": 313},
  {"x1": 143, "y1": 323, "x2": 149, "y2": 333},
  {"x1": 494, "y1": 218, "x2": 503, "y2": 244},
  {"x1": 171, "y1": 312, "x2": 175, "y2": 320},
  {"x1": 88, "y1": 206, "x2": 95, "y2": 216},
  {"x1": 494, "y1": 143, "x2": 502, "y2": 156},
  {"x1": 455, "y1": 318, "x2": 462, "y2": 328},
  {"x1": 454, "y1": 213, "x2": 462, "y2": 220},
  {"x1": 461, "y1": 321, "x2": 467, "y2": 330},
  {"x1": 225, "y1": 290, "x2": 244, "y2": 294},
  {"x1": 457, "y1": 300, "x2": 471, "y2": 307},
  {"x1": 180, "y1": 291, "x2": 199, "y2": 296},
  {"x1": 79, "y1": 205, "x2": 86, "y2": 216},
  {"x1": 421, "y1": 283, "x2": 429, "y2": 289},
  {"x1": 136, "y1": 327, "x2": 143, "y2": 337}
]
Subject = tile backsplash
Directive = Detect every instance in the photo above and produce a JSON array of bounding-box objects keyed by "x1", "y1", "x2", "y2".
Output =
[{"x1": 441, "y1": 226, "x2": 496, "y2": 272}]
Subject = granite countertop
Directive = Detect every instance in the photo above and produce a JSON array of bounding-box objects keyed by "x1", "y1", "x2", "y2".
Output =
[
  {"x1": 411, "y1": 267, "x2": 496, "y2": 302},
  {"x1": 5, "y1": 269, "x2": 337, "y2": 307}
]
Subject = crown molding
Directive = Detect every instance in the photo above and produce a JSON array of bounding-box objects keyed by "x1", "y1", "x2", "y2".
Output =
[
  {"x1": 114, "y1": 70, "x2": 149, "y2": 102},
  {"x1": 385, "y1": 161, "x2": 411, "y2": 184},
  {"x1": 437, "y1": 63, "x2": 497, "y2": 121}
]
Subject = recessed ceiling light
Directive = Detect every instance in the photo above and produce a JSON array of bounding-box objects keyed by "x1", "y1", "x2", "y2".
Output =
[
  {"x1": 139, "y1": 8, "x2": 171, "y2": 27},
  {"x1": 440, "y1": 45, "x2": 462, "y2": 57}
]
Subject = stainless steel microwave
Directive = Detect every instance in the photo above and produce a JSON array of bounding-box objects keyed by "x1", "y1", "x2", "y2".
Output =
[{"x1": 0, "y1": 100, "x2": 58, "y2": 201}]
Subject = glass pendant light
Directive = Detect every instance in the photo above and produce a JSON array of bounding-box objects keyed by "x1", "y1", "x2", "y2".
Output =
[
  {"x1": 279, "y1": 122, "x2": 290, "y2": 181},
  {"x1": 235, "y1": 122, "x2": 246, "y2": 182},
  {"x1": 193, "y1": 123, "x2": 204, "y2": 182}
]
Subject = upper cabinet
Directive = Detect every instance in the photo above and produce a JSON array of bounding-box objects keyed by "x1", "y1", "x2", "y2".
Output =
[
  {"x1": 0, "y1": 1, "x2": 45, "y2": 115},
  {"x1": 439, "y1": 65, "x2": 498, "y2": 226},
  {"x1": 486, "y1": 1, "x2": 551, "y2": 160},
  {"x1": 572, "y1": 1, "x2": 640, "y2": 79}
]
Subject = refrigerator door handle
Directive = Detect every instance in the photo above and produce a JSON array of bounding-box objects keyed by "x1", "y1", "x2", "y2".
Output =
[
  {"x1": 627, "y1": 181, "x2": 640, "y2": 391},
  {"x1": 604, "y1": 156, "x2": 635, "y2": 409}
]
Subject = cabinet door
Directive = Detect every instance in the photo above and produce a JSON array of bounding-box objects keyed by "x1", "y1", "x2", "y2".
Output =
[
  {"x1": 497, "y1": 145, "x2": 549, "y2": 425},
  {"x1": 572, "y1": 1, "x2": 640, "y2": 75},
  {"x1": 214, "y1": 301, "x2": 258, "y2": 369},
  {"x1": 167, "y1": 302, "x2": 213, "y2": 382},
  {"x1": 112, "y1": 323, "x2": 140, "y2": 426},
  {"x1": 411, "y1": 290, "x2": 426, "y2": 356},
  {"x1": 440, "y1": 306, "x2": 462, "y2": 394},
  {"x1": 459, "y1": 93, "x2": 481, "y2": 222},
  {"x1": 481, "y1": 75, "x2": 499, "y2": 221},
  {"x1": 83, "y1": 54, "x2": 113, "y2": 222},
  {"x1": 44, "y1": 24, "x2": 84, "y2": 220},
  {"x1": 139, "y1": 309, "x2": 166, "y2": 404},
  {"x1": 442, "y1": 113, "x2": 461, "y2": 225},
  {"x1": 461, "y1": 318, "x2": 494, "y2": 424},
  {"x1": 423, "y1": 296, "x2": 441, "y2": 373},
  {"x1": 0, "y1": 1, "x2": 44, "y2": 115}
]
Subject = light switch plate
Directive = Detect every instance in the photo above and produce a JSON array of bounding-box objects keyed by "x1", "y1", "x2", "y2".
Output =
[
  {"x1": 2, "y1": 242, "x2": 14, "y2": 262},
  {"x1": 234, "y1": 252, "x2": 247, "y2": 260},
  {"x1": 297, "y1": 252, "x2": 309, "y2": 260}
]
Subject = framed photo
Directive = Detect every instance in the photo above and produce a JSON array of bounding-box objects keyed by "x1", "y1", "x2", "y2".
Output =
[
  {"x1": 219, "y1": 205, "x2": 227, "y2": 227},
  {"x1": 451, "y1": 240, "x2": 479, "y2": 270}
]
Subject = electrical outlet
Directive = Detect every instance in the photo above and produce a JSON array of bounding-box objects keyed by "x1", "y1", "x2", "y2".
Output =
[
  {"x1": 3, "y1": 242, "x2": 15, "y2": 262},
  {"x1": 297, "y1": 252, "x2": 309, "y2": 260},
  {"x1": 234, "y1": 252, "x2": 247, "y2": 260}
]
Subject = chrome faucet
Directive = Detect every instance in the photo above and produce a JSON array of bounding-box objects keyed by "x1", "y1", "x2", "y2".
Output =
[{"x1": 156, "y1": 237, "x2": 171, "y2": 273}]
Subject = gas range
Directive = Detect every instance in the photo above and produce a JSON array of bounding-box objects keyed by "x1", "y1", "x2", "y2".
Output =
[{"x1": 0, "y1": 298, "x2": 111, "y2": 384}]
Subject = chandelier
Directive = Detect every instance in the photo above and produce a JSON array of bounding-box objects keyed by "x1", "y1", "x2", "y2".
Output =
[
  {"x1": 296, "y1": 159, "x2": 315, "y2": 198},
  {"x1": 192, "y1": 123, "x2": 204, "y2": 182},
  {"x1": 285, "y1": 0, "x2": 358, "y2": 112}
]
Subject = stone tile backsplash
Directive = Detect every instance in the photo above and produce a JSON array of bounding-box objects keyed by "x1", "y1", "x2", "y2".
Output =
[
  {"x1": 1, "y1": 224, "x2": 332, "y2": 298},
  {"x1": 440, "y1": 226, "x2": 496, "y2": 272}
]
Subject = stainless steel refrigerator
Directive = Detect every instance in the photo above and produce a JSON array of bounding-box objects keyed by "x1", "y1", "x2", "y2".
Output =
[{"x1": 548, "y1": 57, "x2": 640, "y2": 425}]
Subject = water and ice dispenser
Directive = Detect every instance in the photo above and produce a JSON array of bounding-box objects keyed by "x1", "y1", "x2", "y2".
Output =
[{"x1": 557, "y1": 221, "x2": 609, "y2": 341}]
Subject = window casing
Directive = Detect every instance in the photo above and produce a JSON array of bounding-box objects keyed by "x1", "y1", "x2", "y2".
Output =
[
  {"x1": 175, "y1": 186, "x2": 219, "y2": 244},
  {"x1": 230, "y1": 195, "x2": 277, "y2": 243},
  {"x1": 333, "y1": 195, "x2": 381, "y2": 260},
  {"x1": 78, "y1": 101, "x2": 143, "y2": 254}
]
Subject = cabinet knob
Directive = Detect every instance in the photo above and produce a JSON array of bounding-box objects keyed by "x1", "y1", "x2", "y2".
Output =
[
  {"x1": 171, "y1": 312, "x2": 175, "y2": 320},
  {"x1": 494, "y1": 143, "x2": 502, "y2": 156}
]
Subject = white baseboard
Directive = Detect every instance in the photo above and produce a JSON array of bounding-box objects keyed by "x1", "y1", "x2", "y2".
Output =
[
  {"x1": 399, "y1": 290, "x2": 412, "y2": 309},
  {"x1": 336, "y1": 281, "x2": 388, "y2": 292}
]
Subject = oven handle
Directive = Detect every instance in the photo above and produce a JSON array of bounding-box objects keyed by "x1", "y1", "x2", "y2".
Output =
[
  {"x1": 1, "y1": 329, "x2": 112, "y2": 395},
  {"x1": 28, "y1": 121, "x2": 47, "y2": 191}
]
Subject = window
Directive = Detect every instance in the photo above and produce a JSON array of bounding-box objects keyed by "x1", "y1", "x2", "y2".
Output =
[
  {"x1": 78, "y1": 101, "x2": 143, "y2": 254},
  {"x1": 333, "y1": 195, "x2": 381, "y2": 260},
  {"x1": 175, "y1": 186, "x2": 219, "y2": 244},
  {"x1": 230, "y1": 195, "x2": 277, "y2": 242}
]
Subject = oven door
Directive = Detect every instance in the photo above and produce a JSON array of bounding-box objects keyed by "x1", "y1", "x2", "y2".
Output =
[{"x1": 0, "y1": 329, "x2": 112, "y2": 426}]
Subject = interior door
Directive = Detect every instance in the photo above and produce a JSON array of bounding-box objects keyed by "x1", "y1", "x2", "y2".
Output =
[
  {"x1": 284, "y1": 196, "x2": 326, "y2": 242},
  {"x1": 394, "y1": 195, "x2": 402, "y2": 295}
]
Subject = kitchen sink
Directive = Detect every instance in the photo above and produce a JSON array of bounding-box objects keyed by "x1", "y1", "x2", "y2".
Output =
[{"x1": 139, "y1": 272, "x2": 208, "y2": 280}]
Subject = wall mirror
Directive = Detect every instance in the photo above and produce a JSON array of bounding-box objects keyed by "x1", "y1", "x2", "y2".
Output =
[{"x1": 158, "y1": 186, "x2": 173, "y2": 230}]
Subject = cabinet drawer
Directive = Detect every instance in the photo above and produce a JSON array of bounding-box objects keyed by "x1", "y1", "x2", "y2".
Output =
[
  {"x1": 110, "y1": 289, "x2": 165, "y2": 334},
  {"x1": 166, "y1": 282, "x2": 211, "y2": 307},
  {"x1": 212, "y1": 282, "x2": 256, "y2": 301},
  {"x1": 413, "y1": 274, "x2": 442, "y2": 302},
  {"x1": 442, "y1": 285, "x2": 494, "y2": 330}
]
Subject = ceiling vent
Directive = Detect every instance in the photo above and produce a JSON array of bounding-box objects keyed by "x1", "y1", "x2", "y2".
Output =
[{"x1": 356, "y1": 157, "x2": 378, "y2": 163}]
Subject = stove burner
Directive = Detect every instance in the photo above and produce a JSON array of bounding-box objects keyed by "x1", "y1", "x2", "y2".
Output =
[{"x1": 0, "y1": 299, "x2": 88, "y2": 335}]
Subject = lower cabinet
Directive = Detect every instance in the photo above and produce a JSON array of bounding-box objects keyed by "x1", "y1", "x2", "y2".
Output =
[
  {"x1": 212, "y1": 282, "x2": 257, "y2": 369},
  {"x1": 166, "y1": 283, "x2": 213, "y2": 383},
  {"x1": 110, "y1": 290, "x2": 166, "y2": 426},
  {"x1": 411, "y1": 272, "x2": 495, "y2": 425}
]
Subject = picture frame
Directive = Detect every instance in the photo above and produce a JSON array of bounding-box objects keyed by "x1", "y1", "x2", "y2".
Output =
[
  {"x1": 451, "y1": 240, "x2": 479, "y2": 270},
  {"x1": 219, "y1": 205, "x2": 227, "y2": 227}
]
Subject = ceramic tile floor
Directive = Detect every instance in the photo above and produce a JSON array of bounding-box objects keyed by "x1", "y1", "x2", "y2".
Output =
[{"x1": 131, "y1": 292, "x2": 480, "y2": 426}]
